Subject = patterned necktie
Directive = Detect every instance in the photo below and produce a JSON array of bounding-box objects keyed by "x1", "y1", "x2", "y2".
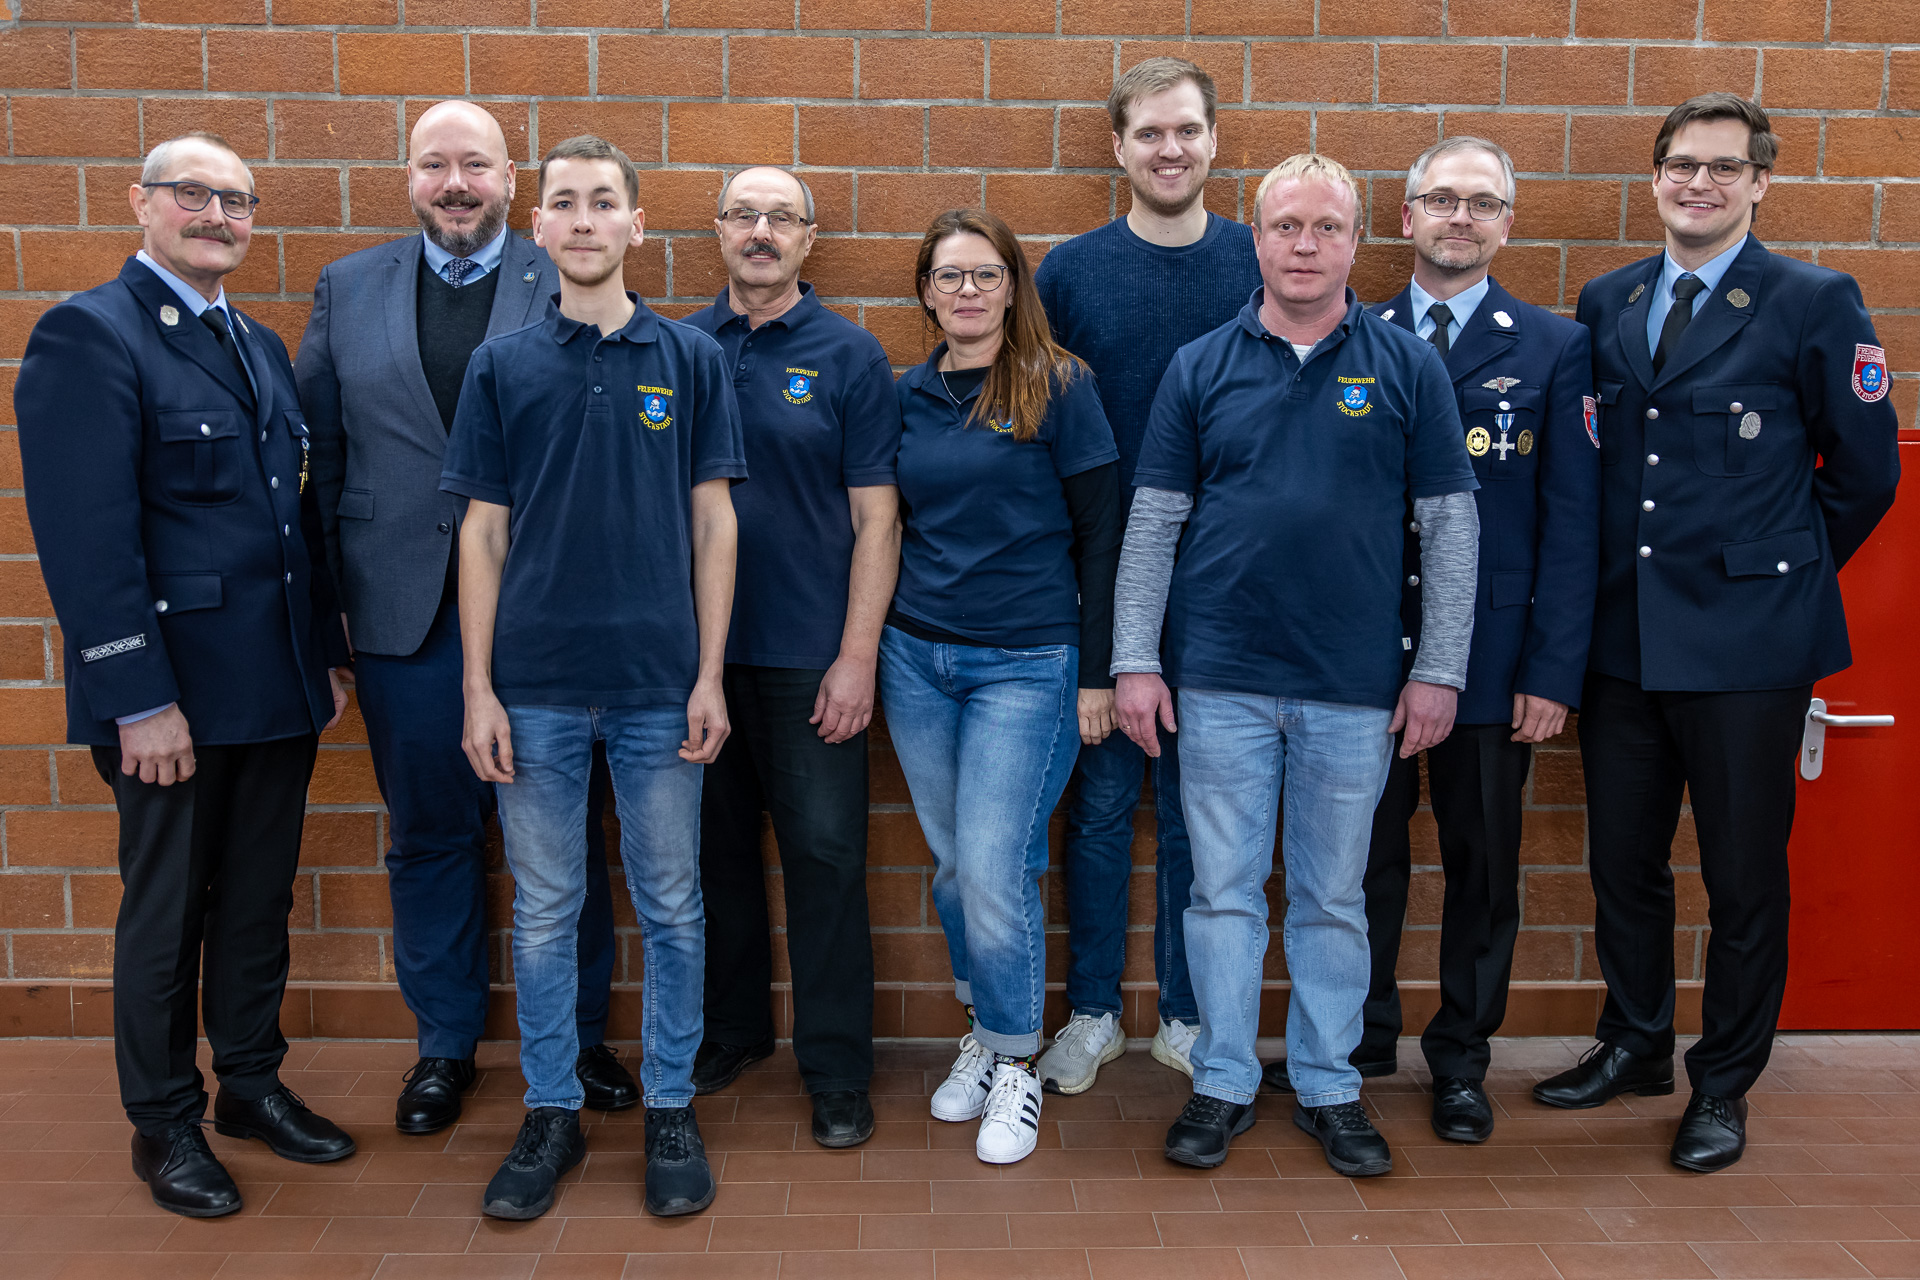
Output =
[
  {"x1": 446, "y1": 257, "x2": 477, "y2": 288},
  {"x1": 1653, "y1": 273, "x2": 1707, "y2": 374},
  {"x1": 1426, "y1": 301, "x2": 1454, "y2": 361}
]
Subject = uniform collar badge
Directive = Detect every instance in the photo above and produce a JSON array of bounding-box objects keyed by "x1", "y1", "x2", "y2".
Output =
[
  {"x1": 1492, "y1": 310, "x2": 1513, "y2": 328},
  {"x1": 1482, "y1": 376, "x2": 1521, "y2": 392},
  {"x1": 1727, "y1": 288, "x2": 1751, "y2": 309},
  {"x1": 159, "y1": 304, "x2": 179, "y2": 326},
  {"x1": 1628, "y1": 283, "x2": 1646, "y2": 303},
  {"x1": 1380, "y1": 308, "x2": 1396, "y2": 321}
]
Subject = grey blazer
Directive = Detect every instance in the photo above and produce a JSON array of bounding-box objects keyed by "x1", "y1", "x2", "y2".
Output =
[{"x1": 296, "y1": 232, "x2": 557, "y2": 657}]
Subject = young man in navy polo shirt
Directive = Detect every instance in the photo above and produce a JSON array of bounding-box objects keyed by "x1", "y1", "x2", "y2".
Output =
[
  {"x1": 1113, "y1": 154, "x2": 1480, "y2": 1175},
  {"x1": 441, "y1": 136, "x2": 747, "y2": 1221},
  {"x1": 1032, "y1": 56, "x2": 1262, "y2": 1096},
  {"x1": 683, "y1": 165, "x2": 903, "y2": 1148}
]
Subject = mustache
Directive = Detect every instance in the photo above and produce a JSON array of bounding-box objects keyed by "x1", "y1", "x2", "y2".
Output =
[
  {"x1": 434, "y1": 193, "x2": 484, "y2": 209},
  {"x1": 741, "y1": 240, "x2": 780, "y2": 259},
  {"x1": 182, "y1": 224, "x2": 236, "y2": 245}
]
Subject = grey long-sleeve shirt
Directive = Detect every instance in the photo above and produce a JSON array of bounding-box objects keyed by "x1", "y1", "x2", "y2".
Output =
[{"x1": 1111, "y1": 486, "x2": 1479, "y2": 691}]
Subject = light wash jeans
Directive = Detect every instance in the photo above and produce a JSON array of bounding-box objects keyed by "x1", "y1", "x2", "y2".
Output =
[
  {"x1": 495, "y1": 703, "x2": 704, "y2": 1111},
  {"x1": 1176, "y1": 689, "x2": 1394, "y2": 1107},
  {"x1": 877, "y1": 626, "x2": 1080, "y2": 1057}
]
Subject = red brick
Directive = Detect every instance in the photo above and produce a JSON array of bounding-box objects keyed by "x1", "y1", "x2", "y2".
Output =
[
  {"x1": 316, "y1": 872, "x2": 393, "y2": 928},
  {"x1": 1705, "y1": 0, "x2": 1825, "y2": 40},
  {"x1": 1758, "y1": 182, "x2": 1875, "y2": 244},
  {"x1": 80, "y1": 164, "x2": 141, "y2": 227},
  {"x1": 0, "y1": 623, "x2": 44, "y2": 677},
  {"x1": 1508, "y1": 46, "x2": 1630, "y2": 108},
  {"x1": 856, "y1": 38, "x2": 975, "y2": 100},
  {"x1": 76, "y1": 30, "x2": 200, "y2": 94},
  {"x1": 856, "y1": 172, "x2": 981, "y2": 233},
  {"x1": 5, "y1": 808, "x2": 118, "y2": 866},
  {"x1": 662, "y1": 0, "x2": 741, "y2": 24},
  {"x1": 1766, "y1": 116, "x2": 1819, "y2": 178},
  {"x1": 337, "y1": 34, "x2": 464, "y2": 97},
  {"x1": 0, "y1": 300, "x2": 58, "y2": 360},
  {"x1": 1884, "y1": 184, "x2": 1920, "y2": 243},
  {"x1": 1827, "y1": 119, "x2": 1920, "y2": 179},
  {"x1": 143, "y1": 98, "x2": 271, "y2": 158},
  {"x1": 1251, "y1": 42, "x2": 1373, "y2": 105},
  {"x1": 1118, "y1": 42, "x2": 1248, "y2": 106},
  {"x1": 803, "y1": 235, "x2": 920, "y2": 299},
  {"x1": 224, "y1": 231, "x2": 282, "y2": 295},
  {"x1": 289, "y1": 932, "x2": 382, "y2": 982},
  {"x1": 1058, "y1": 106, "x2": 1118, "y2": 169},
  {"x1": 1831, "y1": 0, "x2": 1920, "y2": 41},
  {"x1": 1318, "y1": 111, "x2": 1440, "y2": 174},
  {"x1": 68, "y1": 874, "x2": 120, "y2": 929},
  {"x1": 1324, "y1": 0, "x2": 1442, "y2": 34},
  {"x1": 930, "y1": 105, "x2": 1053, "y2": 168},
  {"x1": 470, "y1": 34, "x2": 588, "y2": 97},
  {"x1": 15, "y1": 0, "x2": 132, "y2": 16},
  {"x1": 732, "y1": 36, "x2": 857, "y2": 100},
  {"x1": 11, "y1": 97, "x2": 140, "y2": 158},
  {"x1": 540, "y1": 0, "x2": 661, "y2": 20},
  {"x1": 206, "y1": 31, "x2": 334, "y2": 94},
  {"x1": 17, "y1": 230, "x2": 142, "y2": 292},
  {"x1": 1762, "y1": 49, "x2": 1884, "y2": 112},
  {"x1": 797, "y1": 105, "x2": 922, "y2": 168},
  {"x1": 298, "y1": 811, "x2": 379, "y2": 869},
  {"x1": 1878, "y1": 313, "x2": 1920, "y2": 375},
  {"x1": 274, "y1": 232, "x2": 382, "y2": 297},
  {"x1": 53, "y1": 751, "x2": 115, "y2": 806},
  {"x1": 1215, "y1": 109, "x2": 1313, "y2": 172},
  {"x1": 625, "y1": 169, "x2": 723, "y2": 232},
  {"x1": 1571, "y1": 113, "x2": 1663, "y2": 174},
  {"x1": 1192, "y1": 0, "x2": 1313, "y2": 36},
  {"x1": 1529, "y1": 747, "x2": 1586, "y2": 804},
  {"x1": 1378, "y1": 44, "x2": 1502, "y2": 107},
  {"x1": 533, "y1": 103, "x2": 657, "y2": 166},
  {"x1": 275, "y1": 0, "x2": 394, "y2": 18},
  {"x1": 598, "y1": 35, "x2": 723, "y2": 97},
  {"x1": 0, "y1": 429, "x2": 18, "y2": 480},
  {"x1": 1891, "y1": 50, "x2": 1920, "y2": 112},
  {"x1": 0, "y1": 28, "x2": 71, "y2": 91},
  {"x1": 1633, "y1": 45, "x2": 1758, "y2": 109},
  {"x1": 1523, "y1": 869, "x2": 1596, "y2": 927},
  {"x1": 800, "y1": 0, "x2": 921, "y2": 28},
  {"x1": 144, "y1": 0, "x2": 265, "y2": 17},
  {"x1": 0, "y1": 163, "x2": 78, "y2": 225},
  {"x1": 1443, "y1": 112, "x2": 1566, "y2": 174},
  {"x1": 1512, "y1": 177, "x2": 1624, "y2": 240},
  {"x1": 985, "y1": 173, "x2": 1112, "y2": 235},
  {"x1": 276, "y1": 100, "x2": 400, "y2": 162},
  {"x1": 0, "y1": 748, "x2": 52, "y2": 805},
  {"x1": 1577, "y1": 0, "x2": 1695, "y2": 37},
  {"x1": 407, "y1": 0, "x2": 527, "y2": 21},
  {"x1": 1062, "y1": 0, "x2": 1185, "y2": 33},
  {"x1": 993, "y1": 39, "x2": 1110, "y2": 103},
  {"x1": 253, "y1": 167, "x2": 347, "y2": 230},
  {"x1": 0, "y1": 556, "x2": 52, "y2": 619},
  {"x1": 1350, "y1": 240, "x2": 1415, "y2": 302},
  {"x1": 1822, "y1": 250, "x2": 1920, "y2": 309},
  {"x1": 1567, "y1": 247, "x2": 1655, "y2": 301},
  {"x1": 12, "y1": 934, "x2": 113, "y2": 979},
  {"x1": 668, "y1": 103, "x2": 792, "y2": 166},
  {"x1": 1448, "y1": 0, "x2": 1569, "y2": 36}
]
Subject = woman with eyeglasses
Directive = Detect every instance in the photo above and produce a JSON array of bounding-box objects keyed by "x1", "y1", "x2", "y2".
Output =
[{"x1": 879, "y1": 208, "x2": 1123, "y2": 1164}]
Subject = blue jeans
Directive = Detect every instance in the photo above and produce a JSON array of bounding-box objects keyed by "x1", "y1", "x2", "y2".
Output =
[
  {"x1": 1177, "y1": 690, "x2": 1393, "y2": 1107},
  {"x1": 495, "y1": 704, "x2": 704, "y2": 1110},
  {"x1": 877, "y1": 627, "x2": 1080, "y2": 1057},
  {"x1": 1063, "y1": 727, "x2": 1197, "y2": 1024}
]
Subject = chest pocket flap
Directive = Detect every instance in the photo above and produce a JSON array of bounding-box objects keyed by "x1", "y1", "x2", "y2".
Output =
[
  {"x1": 1461, "y1": 385, "x2": 1546, "y2": 416},
  {"x1": 1691, "y1": 384, "x2": 1782, "y2": 415},
  {"x1": 1723, "y1": 528, "x2": 1819, "y2": 578},
  {"x1": 155, "y1": 409, "x2": 246, "y2": 504}
]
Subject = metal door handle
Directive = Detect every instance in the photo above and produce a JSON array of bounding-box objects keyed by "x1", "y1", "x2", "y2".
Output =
[{"x1": 1801, "y1": 697, "x2": 1896, "y2": 780}]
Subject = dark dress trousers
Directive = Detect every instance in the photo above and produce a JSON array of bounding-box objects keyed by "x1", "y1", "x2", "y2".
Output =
[
  {"x1": 15, "y1": 257, "x2": 350, "y2": 1130},
  {"x1": 1576, "y1": 235, "x2": 1899, "y2": 1097},
  {"x1": 1358, "y1": 278, "x2": 1600, "y2": 1080},
  {"x1": 296, "y1": 234, "x2": 619, "y2": 1060}
]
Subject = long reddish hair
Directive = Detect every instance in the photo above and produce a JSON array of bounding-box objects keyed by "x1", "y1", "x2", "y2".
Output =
[{"x1": 914, "y1": 207, "x2": 1085, "y2": 442}]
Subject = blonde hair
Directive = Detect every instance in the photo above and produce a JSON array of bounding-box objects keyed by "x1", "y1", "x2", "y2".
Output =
[{"x1": 1253, "y1": 154, "x2": 1362, "y2": 232}]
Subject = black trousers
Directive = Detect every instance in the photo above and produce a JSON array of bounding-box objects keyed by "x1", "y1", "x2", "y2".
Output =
[
  {"x1": 699, "y1": 665, "x2": 874, "y2": 1093},
  {"x1": 94, "y1": 735, "x2": 319, "y2": 1133},
  {"x1": 1359, "y1": 723, "x2": 1532, "y2": 1081},
  {"x1": 1581, "y1": 672, "x2": 1810, "y2": 1098}
]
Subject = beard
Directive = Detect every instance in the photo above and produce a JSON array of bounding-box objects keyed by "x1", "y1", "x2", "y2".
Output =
[
  {"x1": 1416, "y1": 235, "x2": 1492, "y2": 273},
  {"x1": 1127, "y1": 162, "x2": 1208, "y2": 220},
  {"x1": 414, "y1": 191, "x2": 510, "y2": 258}
]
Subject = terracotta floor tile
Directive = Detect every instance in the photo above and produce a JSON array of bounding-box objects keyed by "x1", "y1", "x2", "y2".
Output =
[
  {"x1": 1843, "y1": 1240, "x2": 1920, "y2": 1278},
  {"x1": 1860, "y1": 1203, "x2": 1920, "y2": 1236},
  {"x1": 930, "y1": 1246, "x2": 1092, "y2": 1279},
  {"x1": 466, "y1": 1216, "x2": 567, "y2": 1254},
  {"x1": 1809, "y1": 1146, "x2": 1920, "y2": 1175},
  {"x1": 2, "y1": 1181, "x2": 140, "y2": 1215},
  {"x1": 1389, "y1": 1243, "x2": 1560, "y2": 1279},
  {"x1": 1086, "y1": 1246, "x2": 1248, "y2": 1278},
  {"x1": 370, "y1": 1258, "x2": 536, "y2": 1279},
  {"x1": 1134, "y1": 1146, "x2": 1278, "y2": 1180},
  {"x1": 52, "y1": 1255, "x2": 229, "y2": 1279},
  {"x1": 1589, "y1": 1205, "x2": 1757, "y2": 1242},
  {"x1": 1154, "y1": 1209, "x2": 1309, "y2": 1247},
  {"x1": 260, "y1": 1182, "x2": 423, "y2": 1217},
  {"x1": 1006, "y1": 1211, "x2": 1162, "y2": 1249},
  {"x1": 863, "y1": 1150, "x2": 1001, "y2": 1182},
  {"x1": 716, "y1": 1150, "x2": 863, "y2": 1183},
  {"x1": 1627, "y1": 1173, "x2": 1795, "y2": 1207},
  {"x1": 213, "y1": 1253, "x2": 382, "y2": 1278},
  {"x1": 1298, "y1": 1209, "x2": 1460, "y2": 1246},
  {"x1": 931, "y1": 1179, "x2": 1076, "y2": 1214},
  {"x1": 613, "y1": 1256, "x2": 779, "y2": 1279},
  {"x1": 552, "y1": 1215, "x2": 713, "y2": 1254},
  {"x1": 1689, "y1": 1240, "x2": 1873, "y2": 1277},
  {"x1": 1212, "y1": 1180, "x2": 1364, "y2": 1212},
  {"x1": 1070, "y1": 1178, "x2": 1219, "y2": 1212},
  {"x1": 161, "y1": 1215, "x2": 329, "y2": 1253},
  {"x1": 857, "y1": 1210, "x2": 1009, "y2": 1249},
  {"x1": 1491, "y1": 1174, "x2": 1651, "y2": 1208},
  {"x1": 0, "y1": 1214, "x2": 179, "y2": 1251},
  {"x1": 788, "y1": 1179, "x2": 927, "y2": 1215},
  {"x1": 1352, "y1": 1174, "x2": 1505, "y2": 1210},
  {"x1": 1730, "y1": 1205, "x2": 1908, "y2": 1241},
  {"x1": 528, "y1": 1257, "x2": 625, "y2": 1280},
  {"x1": 1238, "y1": 1244, "x2": 1405, "y2": 1278},
  {"x1": 411, "y1": 1183, "x2": 490, "y2": 1217},
  {"x1": 1008, "y1": 1150, "x2": 1146, "y2": 1181},
  {"x1": 1540, "y1": 1241, "x2": 1717, "y2": 1279},
  {"x1": 1444, "y1": 1206, "x2": 1609, "y2": 1243},
  {"x1": 1750, "y1": 1093, "x2": 1892, "y2": 1118},
  {"x1": 312, "y1": 1216, "x2": 479, "y2": 1254},
  {"x1": 1536, "y1": 1144, "x2": 1694, "y2": 1177},
  {"x1": 781, "y1": 1249, "x2": 930, "y2": 1279},
  {"x1": 709, "y1": 1212, "x2": 859, "y2": 1252},
  {"x1": 1398, "y1": 1143, "x2": 1556, "y2": 1178},
  {"x1": 1769, "y1": 1174, "x2": 1920, "y2": 1207}
]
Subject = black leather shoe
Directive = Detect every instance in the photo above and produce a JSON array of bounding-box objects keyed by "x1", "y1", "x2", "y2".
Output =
[
  {"x1": 1430, "y1": 1076, "x2": 1495, "y2": 1143},
  {"x1": 1671, "y1": 1092, "x2": 1748, "y2": 1172},
  {"x1": 212, "y1": 1086, "x2": 356, "y2": 1163},
  {"x1": 1261, "y1": 1054, "x2": 1397, "y2": 1093},
  {"x1": 1294, "y1": 1101, "x2": 1393, "y2": 1177},
  {"x1": 1532, "y1": 1042, "x2": 1675, "y2": 1110},
  {"x1": 645, "y1": 1106, "x2": 716, "y2": 1216},
  {"x1": 1164, "y1": 1093, "x2": 1256, "y2": 1169},
  {"x1": 577, "y1": 1044, "x2": 640, "y2": 1112},
  {"x1": 811, "y1": 1090, "x2": 875, "y2": 1149},
  {"x1": 483, "y1": 1107, "x2": 585, "y2": 1220},
  {"x1": 690, "y1": 1038, "x2": 775, "y2": 1096},
  {"x1": 397, "y1": 1057, "x2": 476, "y2": 1135},
  {"x1": 131, "y1": 1123, "x2": 241, "y2": 1218}
]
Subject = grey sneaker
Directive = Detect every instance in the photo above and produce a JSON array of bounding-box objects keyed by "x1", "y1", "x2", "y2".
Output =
[{"x1": 1038, "y1": 1012, "x2": 1125, "y2": 1095}]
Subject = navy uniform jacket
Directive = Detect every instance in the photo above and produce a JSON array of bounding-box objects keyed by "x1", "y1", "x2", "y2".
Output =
[
  {"x1": 1372, "y1": 277, "x2": 1600, "y2": 724},
  {"x1": 15, "y1": 257, "x2": 349, "y2": 747},
  {"x1": 1576, "y1": 235, "x2": 1900, "y2": 691}
]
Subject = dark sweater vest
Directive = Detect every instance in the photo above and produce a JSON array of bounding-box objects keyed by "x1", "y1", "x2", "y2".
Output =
[{"x1": 416, "y1": 258, "x2": 501, "y2": 431}]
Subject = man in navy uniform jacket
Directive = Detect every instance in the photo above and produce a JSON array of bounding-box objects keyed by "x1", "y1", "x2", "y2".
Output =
[
  {"x1": 1533, "y1": 94, "x2": 1900, "y2": 1173},
  {"x1": 1316, "y1": 137, "x2": 1598, "y2": 1145},
  {"x1": 15, "y1": 132, "x2": 356, "y2": 1217}
]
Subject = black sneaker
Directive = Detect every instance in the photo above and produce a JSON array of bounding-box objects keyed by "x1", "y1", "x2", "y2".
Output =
[
  {"x1": 644, "y1": 1106, "x2": 716, "y2": 1217},
  {"x1": 1293, "y1": 1100, "x2": 1393, "y2": 1177},
  {"x1": 482, "y1": 1107, "x2": 585, "y2": 1221},
  {"x1": 1163, "y1": 1092, "x2": 1256, "y2": 1169}
]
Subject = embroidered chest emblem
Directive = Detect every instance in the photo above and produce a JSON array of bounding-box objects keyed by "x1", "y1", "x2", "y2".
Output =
[
  {"x1": 1336, "y1": 375, "x2": 1376, "y2": 418},
  {"x1": 784, "y1": 367, "x2": 818, "y2": 405},
  {"x1": 639, "y1": 385, "x2": 675, "y2": 429}
]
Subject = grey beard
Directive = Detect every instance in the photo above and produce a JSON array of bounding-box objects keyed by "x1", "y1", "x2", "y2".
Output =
[
  {"x1": 416, "y1": 199, "x2": 508, "y2": 258},
  {"x1": 1418, "y1": 241, "x2": 1490, "y2": 272}
]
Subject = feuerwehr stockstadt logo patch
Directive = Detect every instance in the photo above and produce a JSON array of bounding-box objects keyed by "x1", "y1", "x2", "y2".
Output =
[
  {"x1": 639, "y1": 384, "x2": 675, "y2": 429},
  {"x1": 784, "y1": 367, "x2": 818, "y2": 405},
  {"x1": 1337, "y1": 375, "x2": 1376, "y2": 417},
  {"x1": 1853, "y1": 344, "x2": 1889, "y2": 403}
]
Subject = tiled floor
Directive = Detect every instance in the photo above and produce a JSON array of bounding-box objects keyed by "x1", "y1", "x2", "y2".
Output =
[{"x1": 4, "y1": 1036, "x2": 1920, "y2": 1279}]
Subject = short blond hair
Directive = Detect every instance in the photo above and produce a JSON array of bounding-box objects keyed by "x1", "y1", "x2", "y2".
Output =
[{"x1": 1253, "y1": 153, "x2": 1362, "y2": 232}]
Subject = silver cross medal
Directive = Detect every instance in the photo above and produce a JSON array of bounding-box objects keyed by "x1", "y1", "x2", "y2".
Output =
[{"x1": 1492, "y1": 412, "x2": 1517, "y2": 460}]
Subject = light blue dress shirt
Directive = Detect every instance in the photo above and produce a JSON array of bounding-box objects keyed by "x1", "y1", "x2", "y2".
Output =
[
  {"x1": 421, "y1": 226, "x2": 509, "y2": 285},
  {"x1": 1644, "y1": 239, "x2": 1745, "y2": 356},
  {"x1": 1411, "y1": 275, "x2": 1491, "y2": 350}
]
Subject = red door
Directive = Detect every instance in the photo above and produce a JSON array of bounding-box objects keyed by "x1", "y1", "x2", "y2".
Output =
[{"x1": 1779, "y1": 439, "x2": 1917, "y2": 1029}]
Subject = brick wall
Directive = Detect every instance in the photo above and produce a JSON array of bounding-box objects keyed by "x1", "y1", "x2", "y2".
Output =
[{"x1": 0, "y1": 0, "x2": 1913, "y2": 1038}]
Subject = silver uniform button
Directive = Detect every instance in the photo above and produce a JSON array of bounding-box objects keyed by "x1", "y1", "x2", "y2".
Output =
[
  {"x1": 1408, "y1": 520, "x2": 1421, "y2": 533},
  {"x1": 199, "y1": 423, "x2": 211, "y2": 436},
  {"x1": 1646, "y1": 407, "x2": 1659, "y2": 420},
  {"x1": 270, "y1": 476, "x2": 279, "y2": 489},
  {"x1": 1777, "y1": 560, "x2": 1790, "y2": 573},
  {"x1": 285, "y1": 572, "x2": 293, "y2": 584},
  {"x1": 1499, "y1": 400, "x2": 1511, "y2": 410},
  {"x1": 1647, "y1": 453, "x2": 1660, "y2": 465},
  {"x1": 155, "y1": 600, "x2": 169, "y2": 613},
  {"x1": 1639, "y1": 546, "x2": 1652, "y2": 558},
  {"x1": 1642, "y1": 499, "x2": 1655, "y2": 511},
  {"x1": 283, "y1": 524, "x2": 290, "y2": 536},
  {"x1": 1407, "y1": 574, "x2": 1420, "y2": 586},
  {"x1": 260, "y1": 431, "x2": 267, "y2": 442},
  {"x1": 1730, "y1": 401, "x2": 1743, "y2": 413}
]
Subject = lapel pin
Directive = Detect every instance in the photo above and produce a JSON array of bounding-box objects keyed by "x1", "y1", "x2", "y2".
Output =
[
  {"x1": 524, "y1": 271, "x2": 537, "y2": 282},
  {"x1": 1628, "y1": 283, "x2": 1646, "y2": 303},
  {"x1": 1482, "y1": 376, "x2": 1521, "y2": 392},
  {"x1": 159, "y1": 304, "x2": 179, "y2": 326},
  {"x1": 1492, "y1": 310, "x2": 1513, "y2": 328},
  {"x1": 236, "y1": 313, "x2": 249, "y2": 333},
  {"x1": 1380, "y1": 308, "x2": 1395, "y2": 321},
  {"x1": 1727, "y1": 288, "x2": 1751, "y2": 309}
]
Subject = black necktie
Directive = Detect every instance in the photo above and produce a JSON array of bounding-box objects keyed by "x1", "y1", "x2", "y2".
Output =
[
  {"x1": 1653, "y1": 274, "x2": 1707, "y2": 374},
  {"x1": 1426, "y1": 302, "x2": 1454, "y2": 361},
  {"x1": 200, "y1": 307, "x2": 252, "y2": 395}
]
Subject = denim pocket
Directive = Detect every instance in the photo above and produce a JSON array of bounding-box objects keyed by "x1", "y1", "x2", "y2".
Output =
[{"x1": 996, "y1": 645, "x2": 1070, "y2": 660}]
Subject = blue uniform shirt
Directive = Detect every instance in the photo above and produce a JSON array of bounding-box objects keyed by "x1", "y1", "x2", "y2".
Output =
[
  {"x1": 1409, "y1": 274, "x2": 1489, "y2": 350},
  {"x1": 1643, "y1": 238, "x2": 1743, "y2": 356},
  {"x1": 440, "y1": 296, "x2": 748, "y2": 706},
  {"x1": 893, "y1": 346, "x2": 1119, "y2": 648},
  {"x1": 683, "y1": 283, "x2": 901, "y2": 669},
  {"x1": 1134, "y1": 289, "x2": 1479, "y2": 710},
  {"x1": 421, "y1": 226, "x2": 509, "y2": 286}
]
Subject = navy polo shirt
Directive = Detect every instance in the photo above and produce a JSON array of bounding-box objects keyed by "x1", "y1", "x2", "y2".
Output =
[
  {"x1": 893, "y1": 346, "x2": 1119, "y2": 648},
  {"x1": 441, "y1": 296, "x2": 748, "y2": 707},
  {"x1": 683, "y1": 284, "x2": 901, "y2": 669},
  {"x1": 1134, "y1": 289, "x2": 1477, "y2": 710}
]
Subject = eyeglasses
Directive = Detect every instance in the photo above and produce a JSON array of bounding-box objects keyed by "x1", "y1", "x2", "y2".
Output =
[
  {"x1": 924, "y1": 265, "x2": 1007, "y2": 293},
  {"x1": 1411, "y1": 192, "x2": 1509, "y2": 221},
  {"x1": 1656, "y1": 156, "x2": 1764, "y2": 185},
  {"x1": 719, "y1": 206, "x2": 811, "y2": 231},
  {"x1": 144, "y1": 180, "x2": 259, "y2": 219}
]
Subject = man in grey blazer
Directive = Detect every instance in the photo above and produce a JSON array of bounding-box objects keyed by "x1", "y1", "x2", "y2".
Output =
[{"x1": 296, "y1": 100, "x2": 638, "y2": 1134}]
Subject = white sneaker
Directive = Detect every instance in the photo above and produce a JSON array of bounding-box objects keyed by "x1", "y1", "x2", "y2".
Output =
[
  {"x1": 1037, "y1": 1011, "x2": 1126, "y2": 1095},
  {"x1": 975, "y1": 1062, "x2": 1043, "y2": 1164},
  {"x1": 931, "y1": 1033, "x2": 996, "y2": 1122},
  {"x1": 1151, "y1": 1018, "x2": 1199, "y2": 1077}
]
